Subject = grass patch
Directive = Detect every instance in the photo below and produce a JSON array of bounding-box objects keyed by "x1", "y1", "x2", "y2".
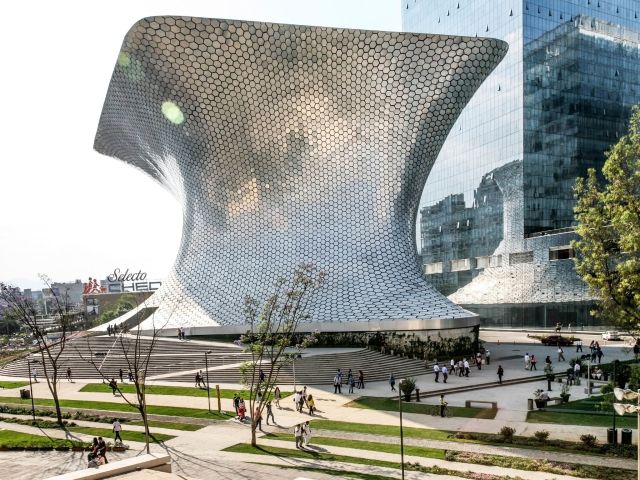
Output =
[
  {"x1": 67, "y1": 426, "x2": 174, "y2": 443},
  {"x1": 259, "y1": 464, "x2": 400, "y2": 480},
  {"x1": 0, "y1": 381, "x2": 29, "y2": 390},
  {"x1": 347, "y1": 396, "x2": 497, "y2": 419},
  {"x1": 0, "y1": 429, "x2": 87, "y2": 449},
  {"x1": 264, "y1": 432, "x2": 445, "y2": 459},
  {"x1": 447, "y1": 450, "x2": 635, "y2": 480},
  {"x1": 311, "y1": 419, "x2": 451, "y2": 441},
  {"x1": 128, "y1": 420, "x2": 203, "y2": 431},
  {"x1": 80, "y1": 383, "x2": 291, "y2": 400},
  {"x1": 0, "y1": 396, "x2": 232, "y2": 420},
  {"x1": 527, "y1": 409, "x2": 636, "y2": 428}
]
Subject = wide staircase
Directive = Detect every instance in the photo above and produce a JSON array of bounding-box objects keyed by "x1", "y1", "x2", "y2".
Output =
[{"x1": 0, "y1": 335, "x2": 431, "y2": 386}]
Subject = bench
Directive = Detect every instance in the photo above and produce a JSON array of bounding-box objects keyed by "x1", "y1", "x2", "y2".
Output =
[
  {"x1": 465, "y1": 400, "x2": 497, "y2": 409},
  {"x1": 548, "y1": 397, "x2": 562, "y2": 405},
  {"x1": 44, "y1": 453, "x2": 171, "y2": 480}
]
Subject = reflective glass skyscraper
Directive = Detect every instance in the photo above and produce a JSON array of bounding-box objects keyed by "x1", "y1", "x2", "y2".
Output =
[{"x1": 403, "y1": 1, "x2": 640, "y2": 328}]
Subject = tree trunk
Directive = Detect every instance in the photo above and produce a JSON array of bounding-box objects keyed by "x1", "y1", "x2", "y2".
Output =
[
  {"x1": 50, "y1": 377, "x2": 64, "y2": 426},
  {"x1": 251, "y1": 421, "x2": 257, "y2": 447},
  {"x1": 140, "y1": 407, "x2": 150, "y2": 454}
]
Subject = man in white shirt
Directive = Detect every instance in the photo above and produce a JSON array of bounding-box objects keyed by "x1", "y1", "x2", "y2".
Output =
[
  {"x1": 574, "y1": 362, "x2": 581, "y2": 378},
  {"x1": 112, "y1": 419, "x2": 122, "y2": 443},
  {"x1": 433, "y1": 363, "x2": 440, "y2": 382},
  {"x1": 524, "y1": 353, "x2": 530, "y2": 370},
  {"x1": 441, "y1": 365, "x2": 449, "y2": 383},
  {"x1": 463, "y1": 359, "x2": 470, "y2": 377}
]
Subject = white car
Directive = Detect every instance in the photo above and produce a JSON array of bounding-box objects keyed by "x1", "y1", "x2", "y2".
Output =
[{"x1": 602, "y1": 331, "x2": 622, "y2": 341}]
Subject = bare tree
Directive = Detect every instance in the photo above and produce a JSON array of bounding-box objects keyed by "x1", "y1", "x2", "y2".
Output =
[
  {"x1": 240, "y1": 263, "x2": 325, "y2": 447},
  {"x1": 0, "y1": 275, "x2": 78, "y2": 426},
  {"x1": 77, "y1": 301, "x2": 172, "y2": 454}
]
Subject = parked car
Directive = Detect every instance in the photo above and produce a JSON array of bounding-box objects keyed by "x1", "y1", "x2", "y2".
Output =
[
  {"x1": 602, "y1": 331, "x2": 622, "y2": 341},
  {"x1": 540, "y1": 335, "x2": 577, "y2": 346}
]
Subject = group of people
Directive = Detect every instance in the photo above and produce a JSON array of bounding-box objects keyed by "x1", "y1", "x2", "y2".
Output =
[
  {"x1": 176, "y1": 327, "x2": 187, "y2": 340},
  {"x1": 293, "y1": 387, "x2": 316, "y2": 415},
  {"x1": 195, "y1": 370, "x2": 207, "y2": 388},
  {"x1": 523, "y1": 353, "x2": 539, "y2": 370},
  {"x1": 294, "y1": 421, "x2": 312, "y2": 449},
  {"x1": 87, "y1": 437, "x2": 109, "y2": 467},
  {"x1": 106, "y1": 323, "x2": 124, "y2": 336},
  {"x1": 587, "y1": 341, "x2": 604, "y2": 364},
  {"x1": 332, "y1": 368, "x2": 365, "y2": 393}
]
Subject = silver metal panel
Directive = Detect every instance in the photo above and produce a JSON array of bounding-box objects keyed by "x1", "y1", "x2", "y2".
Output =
[{"x1": 94, "y1": 17, "x2": 506, "y2": 332}]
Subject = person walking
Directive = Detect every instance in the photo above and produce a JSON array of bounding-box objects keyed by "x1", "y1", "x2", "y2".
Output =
[
  {"x1": 545, "y1": 355, "x2": 552, "y2": 366},
  {"x1": 389, "y1": 374, "x2": 396, "y2": 391},
  {"x1": 576, "y1": 339, "x2": 583, "y2": 352},
  {"x1": 558, "y1": 345, "x2": 566, "y2": 362},
  {"x1": 476, "y1": 352, "x2": 482, "y2": 370},
  {"x1": 433, "y1": 363, "x2": 440, "y2": 382},
  {"x1": 357, "y1": 370, "x2": 365, "y2": 389},
  {"x1": 66, "y1": 367, "x2": 72, "y2": 382},
  {"x1": 108, "y1": 378, "x2": 118, "y2": 396},
  {"x1": 233, "y1": 393, "x2": 240, "y2": 415},
  {"x1": 497, "y1": 365, "x2": 504, "y2": 384},
  {"x1": 307, "y1": 394, "x2": 316, "y2": 415},
  {"x1": 297, "y1": 391, "x2": 305, "y2": 413},
  {"x1": 439, "y1": 394, "x2": 447, "y2": 417},
  {"x1": 294, "y1": 423, "x2": 303, "y2": 449},
  {"x1": 119, "y1": 368, "x2": 124, "y2": 383},
  {"x1": 457, "y1": 360, "x2": 463, "y2": 377},
  {"x1": 530, "y1": 354, "x2": 538, "y2": 371},
  {"x1": 574, "y1": 361, "x2": 581, "y2": 379},
  {"x1": 348, "y1": 374, "x2": 355, "y2": 393},
  {"x1": 293, "y1": 390, "x2": 301, "y2": 410},
  {"x1": 524, "y1": 353, "x2": 530, "y2": 370},
  {"x1": 485, "y1": 349, "x2": 491, "y2": 365},
  {"x1": 333, "y1": 373, "x2": 342, "y2": 394},
  {"x1": 463, "y1": 359, "x2": 470, "y2": 377},
  {"x1": 254, "y1": 407, "x2": 263, "y2": 432},
  {"x1": 274, "y1": 386, "x2": 281, "y2": 408},
  {"x1": 112, "y1": 418, "x2": 123, "y2": 444},
  {"x1": 265, "y1": 400, "x2": 275, "y2": 425},
  {"x1": 596, "y1": 347, "x2": 603, "y2": 364},
  {"x1": 32, "y1": 367, "x2": 38, "y2": 383},
  {"x1": 303, "y1": 421, "x2": 311, "y2": 447},
  {"x1": 442, "y1": 365, "x2": 449, "y2": 383}
]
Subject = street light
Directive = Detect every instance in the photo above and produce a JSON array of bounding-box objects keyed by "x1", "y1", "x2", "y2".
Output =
[
  {"x1": 613, "y1": 387, "x2": 640, "y2": 480},
  {"x1": 204, "y1": 350, "x2": 212, "y2": 413},
  {"x1": 398, "y1": 378, "x2": 405, "y2": 480}
]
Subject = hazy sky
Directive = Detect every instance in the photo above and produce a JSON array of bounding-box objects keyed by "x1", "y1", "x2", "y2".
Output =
[{"x1": 0, "y1": 0, "x2": 402, "y2": 290}]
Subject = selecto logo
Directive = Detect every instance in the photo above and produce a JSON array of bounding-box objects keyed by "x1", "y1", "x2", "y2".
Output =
[{"x1": 106, "y1": 268, "x2": 161, "y2": 293}]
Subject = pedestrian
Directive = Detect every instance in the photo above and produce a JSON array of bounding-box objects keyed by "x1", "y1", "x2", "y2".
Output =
[
  {"x1": 576, "y1": 339, "x2": 583, "y2": 352},
  {"x1": 524, "y1": 353, "x2": 530, "y2": 370},
  {"x1": 119, "y1": 368, "x2": 124, "y2": 383},
  {"x1": 336, "y1": 368, "x2": 343, "y2": 385},
  {"x1": 442, "y1": 365, "x2": 449, "y2": 383},
  {"x1": 294, "y1": 423, "x2": 303, "y2": 449},
  {"x1": 497, "y1": 365, "x2": 504, "y2": 384},
  {"x1": 98, "y1": 437, "x2": 108, "y2": 464},
  {"x1": 485, "y1": 350, "x2": 491, "y2": 365},
  {"x1": 333, "y1": 373, "x2": 342, "y2": 394},
  {"x1": 596, "y1": 347, "x2": 603, "y2": 364},
  {"x1": 66, "y1": 367, "x2": 72, "y2": 382},
  {"x1": 177, "y1": 327, "x2": 181, "y2": 340},
  {"x1": 476, "y1": 352, "x2": 482, "y2": 370},
  {"x1": 254, "y1": 407, "x2": 263, "y2": 431},
  {"x1": 589, "y1": 340, "x2": 595, "y2": 353},
  {"x1": 233, "y1": 393, "x2": 240, "y2": 415},
  {"x1": 293, "y1": 390, "x2": 301, "y2": 410},
  {"x1": 265, "y1": 400, "x2": 275, "y2": 425},
  {"x1": 32, "y1": 367, "x2": 38, "y2": 383},
  {"x1": 297, "y1": 390, "x2": 305, "y2": 413},
  {"x1": 112, "y1": 418, "x2": 122, "y2": 444},
  {"x1": 574, "y1": 361, "x2": 581, "y2": 379},
  {"x1": 303, "y1": 421, "x2": 311, "y2": 447},
  {"x1": 555, "y1": 322, "x2": 561, "y2": 333},
  {"x1": 450, "y1": 358, "x2": 455, "y2": 371},
  {"x1": 558, "y1": 345, "x2": 565, "y2": 362},
  {"x1": 530, "y1": 354, "x2": 537, "y2": 370},
  {"x1": 433, "y1": 363, "x2": 440, "y2": 382},
  {"x1": 347, "y1": 370, "x2": 354, "y2": 390},
  {"x1": 259, "y1": 368, "x2": 266, "y2": 384},
  {"x1": 348, "y1": 374, "x2": 355, "y2": 393},
  {"x1": 307, "y1": 394, "x2": 315, "y2": 415},
  {"x1": 237, "y1": 399, "x2": 246, "y2": 421},
  {"x1": 357, "y1": 370, "x2": 365, "y2": 389},
  {"x1": 457, "y1": 360, "x2": 463, "y2": 377},
  {"x1": 439, "y1": 394, "x2": 447, "y2": 417},
  {"x1": 463, "y1": 359, "x2": 470, "y2": 377},
  {"x1": 389, "y1": 374, "x2": 396, "y2": 391},
  {"x1": 195, "y1": 371, "x2": 201, "y2": 388},
  {"x1": 128, "y1": 370, "x2": 133, "y2": 382},
  {"x1": 545, "y1": 355, "x2": 552, "y2": 366},
  {"x1": 274, "y1": 386, "x2": 281, "y2": 408},
  {"x1": 108, "y1": 378, "x2": 118, "y2": 395}
]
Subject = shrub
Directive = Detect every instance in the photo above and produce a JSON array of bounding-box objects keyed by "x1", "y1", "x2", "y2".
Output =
[
  {"x1": 580, "y1": 434, "x2": 597, "y2": 447},
  {"x1": 499, "y1": 426, "x2": 516, "y2": 442},
  {"x1": 534, "y1": 430, "x2": 550, "y2": 442},
  {"x1": 400, "y1": 377, "x2": 416, "y2": 396}
]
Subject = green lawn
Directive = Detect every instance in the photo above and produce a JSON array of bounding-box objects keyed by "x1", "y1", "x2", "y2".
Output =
[
  {"x1": 128, "y1": 420, "x2": 203, "y2": 431},
  {"x1": 0, "y1": 396, "x2": 232, "y2": 420},
  {"x1": 527, "y1": 409, "x2": 636, "y2": 428},
  {"x1": 311, "y1": 419, "x2": 451, "y2": 441},
  {"x1": 264, "y1": 432, "x2": 445, "y2": 459},
  {"x1": 67, "y1": 426, "x2": 174, "y2": 443},
  {"x1": 80, "y1": 383, "x2": 291, "y2": 400},
  {"x1": 0, "y1": 429, "x2": 88, "y2": 449},
  {"x1": 0, "y1": 381, "x2": 29, "y2": 390},
  {"x1": 347, "y1": 396, "x2": 497, "y2": 419},
  {"x1": 224, "y1": 443, "x2": 404, "y2": 470}
]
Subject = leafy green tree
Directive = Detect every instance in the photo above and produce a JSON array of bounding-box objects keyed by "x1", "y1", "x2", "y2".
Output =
[
  {"x1": 93, "y1": 294, "x2": 136, "y2": 327},
  {"x1": 573, "y1": 106, "x2": 640, "y2": 335}
]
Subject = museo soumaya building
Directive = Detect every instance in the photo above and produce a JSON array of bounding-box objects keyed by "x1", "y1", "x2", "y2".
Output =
[
  {"x1": 94, "y1": 16, "x2": 506, "y2": 337},
  {"x1": 404, "y1": 1, "x2": 640, "y2": 329}
]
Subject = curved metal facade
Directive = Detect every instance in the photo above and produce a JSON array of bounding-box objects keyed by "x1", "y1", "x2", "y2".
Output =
[{"x1": 94, "y1": 17, "x2": 506, "y2": 333}]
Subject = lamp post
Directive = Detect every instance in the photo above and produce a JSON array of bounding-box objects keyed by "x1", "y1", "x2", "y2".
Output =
[
  {"x1": 26, "y1": 358, "x2": 37, "y2": 421},
  {"x1": 613, "y1": 387, "x2": 640, "y2": 480},
  {"x1": 204, "y1": 350, "x2": 212, "y2": 413},
  {"x1": 612, "y1": 360, "x2": 619, "y2": 443},
  {"x1": 398, "y1": 380, "x2": 405, "y2": 480}
]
